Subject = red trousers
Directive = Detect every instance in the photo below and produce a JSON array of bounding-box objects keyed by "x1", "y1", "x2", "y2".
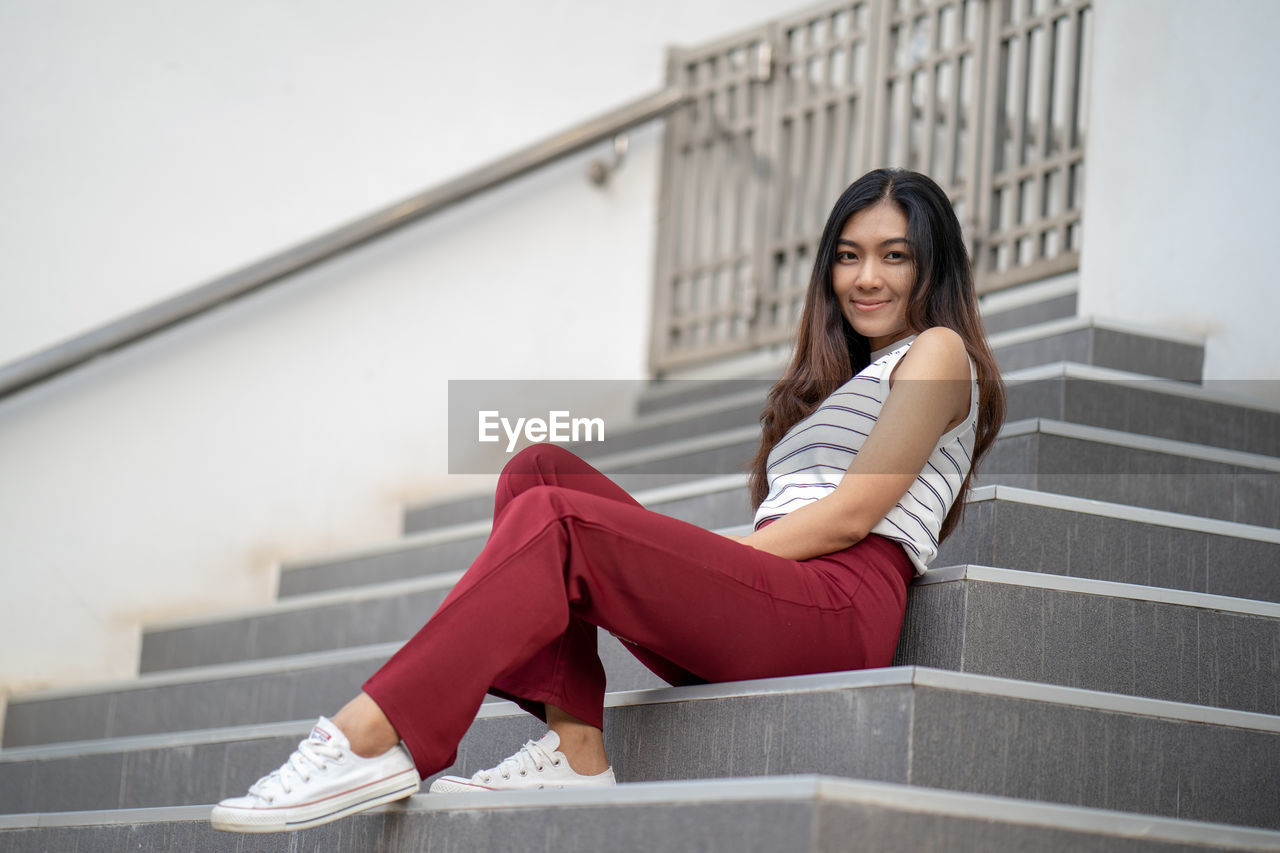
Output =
[{"x1": 363, "y1": 444, "x2": 914, "y2": 777}]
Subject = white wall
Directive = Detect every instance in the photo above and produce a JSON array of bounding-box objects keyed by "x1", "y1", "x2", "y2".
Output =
[
  {"x1": 0, "y1": 0, "x2": 807, "y2": 698},
  {"x1": 1079, "y1": 0, "x2": 1280, "y2": 390},
  {"x1": 0, "y1": 0, "x2": 799, "y2": 368}
]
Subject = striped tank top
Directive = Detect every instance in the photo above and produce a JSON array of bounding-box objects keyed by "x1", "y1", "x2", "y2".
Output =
[{"x1": 752, "y1": 336, "x2": 978, "y2": 574}]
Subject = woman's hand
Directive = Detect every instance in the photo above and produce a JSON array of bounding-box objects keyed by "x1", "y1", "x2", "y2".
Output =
[{"x1": 739, "y1": 327, "x2": 971, "y2": 561}]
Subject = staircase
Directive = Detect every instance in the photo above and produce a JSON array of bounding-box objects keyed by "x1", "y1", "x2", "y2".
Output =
[{"x1": 2, "y1": 280, "x2": 1278, "y2": 851}]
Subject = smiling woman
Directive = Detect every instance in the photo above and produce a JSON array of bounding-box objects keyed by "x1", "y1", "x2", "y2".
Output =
[
  {"x1": 832, "y1": 201, "x2": 915, "y2": 350},
  {"x1": 211, "y1": 168, "x2": 1006, "y2": 835}
]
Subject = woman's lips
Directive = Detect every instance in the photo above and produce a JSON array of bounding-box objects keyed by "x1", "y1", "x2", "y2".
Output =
[{"x1": 853, "y1": 300, "x2": 887, "y2": 311}]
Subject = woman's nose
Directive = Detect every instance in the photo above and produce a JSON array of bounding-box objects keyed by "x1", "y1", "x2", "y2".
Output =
[{"x1": 855, "y1": 260, "x2": 883, "y2": 288}]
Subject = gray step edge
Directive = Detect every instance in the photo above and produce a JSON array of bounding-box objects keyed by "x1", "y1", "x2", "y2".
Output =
[
  {"x1": 145, "y1": 571, "x2": 465, "y2": 633},
  {"x1": 154, "y1": 536, "x2": 1280, "y2": 643},
  {"x1": 582, "y1": 423, "x2": 759, "y2": 470},
  {"x1": 287, "y1": 484, "x2": 1280, "y2": 598},
  {"x1": 395, "y1": 413, "x2": 1279, "y2": 540},
  {"x1": 287, "y1": 473, "x2": 748, "y2": 572},
  {"x1": 967, "y1": 484, "x2": 1280, "y2": 543},
  {"x1": 986, "y1": 314, "x2": 1205, "y2": 350},
  {"x1": 73, "y1": 562, "x2": 1280, "y2": 705},
  {"x1": 596, "y1": 666, "x2": 1280, "y2": 734},
  {"x1": 6, "y1": 667, "x2": 1278, "y2": 765},
  {"x1": 6, "y1": 642, "x2": 405, "y2": 703},
  {"x1": 1004, "y1": 361, "x2": 1280, "y2": 413},
  {"x1": 646, "y1": 313, "x2": 1197, "y2": 394},
  {"x1": 922, "y1": 564, "x2": 1280, "y2": 619},
  {"x1": 67, "y1": 545, "x2": 1280, "y2": 701},
  {"x1": 298, "y1": 423, "x2": 1280, "y2": 580},
  {"x1": 977, "y1": 273, "x2": 1077, "y2": 314},
  {"x1": 1002, "y1": 417, "x2": 1280, "y2": 470},
  {"x1": 3, "y1": 774, "x2": 1279, "y2": 851}
]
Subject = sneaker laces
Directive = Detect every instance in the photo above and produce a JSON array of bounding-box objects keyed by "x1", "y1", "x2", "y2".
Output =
[
  {"x1": 475, "y1": 739, "x2": 563, "y2": 783},
  {"x1": 248, "y1": 738, "x2": 346, "y2": 802}
]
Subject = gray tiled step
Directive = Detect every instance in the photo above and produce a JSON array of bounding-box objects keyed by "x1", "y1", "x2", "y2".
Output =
[
  {"x1": 316, "y1": 415, "x2": 1280, "y2": 600},
  {"x1": 19, "y1": 562, "x2": 1279, "y2": 751},
  {"x1": 943, "y1": 486, "x2": 1280, "y2": 603},
  {"x1": 978, "y1": 275, "x2": 1078, "y2": 335},
  {"x1": 4, "y1": 776, "x2": 1280, "y2": 852},
  {"x1": 634, "y1": 316, "x2": 1203, "y2": 420},
  {"x1": 892, "y1": 565, "x2": 1280, "y2": 714},
  {"x1": 410, "y1": 332, "x2": 1230, "y2": 538},
  {"x1": 143, "y1": 494, "x2": 1280, "y2": 673},
  {"x1": 1006, "y1": 363, "x2": 1280, "y2": 457},
  {"x1": 599, "y1": 416, "x2": 1280, "y2": 524},
  {"x1": 3, "y1": 632, "x2": 665, "y2": 750},
  {"x1": 985, "y1": 419, "x2": 1280, "y2": 526},
  {"x1": 988, "y1": 316, "x2": 1204, "y2": 382},
  {"x1": 596, "y1": 360, "x2": 1273, "y2": 486},
  {"x1": 291, "y1": 474, "x2": 754, "y2": 597},
  {"x1": 4, "y1": 669, "x2": 1278, "y2": 830}
]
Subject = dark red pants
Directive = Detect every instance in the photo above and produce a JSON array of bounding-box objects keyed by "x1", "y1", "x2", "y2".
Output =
[{"x1": 363, "y1": 444, "x2": 914, "y2": 777}]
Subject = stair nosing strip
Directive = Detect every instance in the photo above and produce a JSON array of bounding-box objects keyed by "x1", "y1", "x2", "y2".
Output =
[
  {"x1": 918, "y1": 564, "x2": 1280, "y2": 619},
  {"x1": 7, "y1": 642, "x2": 406, "y2": 703},
  {"x1": 294, "y1": 474, "x2": 750, "y2": 573},
  {"x1": 1004, "y1": 360, "x2": 1280, "y2": 412},
  {"x1": 8, "y1": 667, "x2": 1277, "y2": 760},
  {"x1": 999, "y1": 417, "x2": 1280, "y2": 470},
  {"x1": 5, "y1": 774, "x2": 1280, "y2": 850},
  {"x1": 977, "y1": 273, "x2": 1077, "y2": 313},
  {"x1": 398, "y1": 473, "x2": 748, "y2": 531},
  {"x1": 608, "y1": 386, "x2": 767, "y2": 431},
  {"x1": 581, "y1": 424, "x2": 760, "y2": 470},
  {"x1": 0, "y1": 719, "x2": 315, "y2": 762},
  {"x1": 987, "y1": 314, "x2": 1205, "y2": 349},
  {"x1": 283, "y1": 520, "x2": 493, "y2": 571},
  {"x1": 909, "y1": 667, "x2": 1280, "y2": 733},
  {"x1": 586, "y1": 667, "x2": 1280, "y2": 734},
  {"x1": 966, "y1": 484, "x2": 1280, "y2": 542},
  {"x1": 145, "y1": 571, "x2": 467, "y2": 633}
]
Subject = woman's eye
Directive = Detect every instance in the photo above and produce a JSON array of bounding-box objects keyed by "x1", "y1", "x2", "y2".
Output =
[
  {"x1": 836, "y1": 251, "x2": 858, "y2": 263},
  {"x1": 886, "y1": 251, "x2": 907, "y2": 261}
]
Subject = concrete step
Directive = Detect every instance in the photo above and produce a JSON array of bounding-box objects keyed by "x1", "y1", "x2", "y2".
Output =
[
  {"x1": 5, "y1": 775, "x2": 1280, "y2": 852},
  {"x1": 3, "y1": 668, "x2": 1278, "y2": 829},
  {"x1": 633, "y1": 316, "x2": 1203, "y2": 421},
  {"x1": 944, "y1": 486, "x2": 1280, "y2": 603},
  {"x1": 590, "y1": 360, "x2": 1275, "y2": 487},
  {"x1": 892, "y1": 565, "x2": 1280, "y2": 714},
  {"x1": 3, "y1": 633, "x2": 665, "y2": 749},
  {"x1": 1005, "y1": 363, "x2": 1280, "y2": 457},
  {"x1": 978, "y1": 274, "x2": 1078, "y2": 335},
  {"x1": 988, "y1": 316, "x2": 1203, "y2": 382},
  {"x1": 293, "y1": 474, "x2": 754, "y2": 597},
  {"x1": 141, "y1": 497, "x2": 1280, "y2": 674},
  {"x1": 16, "y1": 566, "x2": 1279, "y2": 748},
  {"x1": 312, "y1": 415, "x2": 1280, "y2": 600},
  {"x1": 985, "y1": 419, "x2": 1280, "y2": 527}
]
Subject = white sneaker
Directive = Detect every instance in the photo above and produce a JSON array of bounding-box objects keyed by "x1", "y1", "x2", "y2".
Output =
[
  {"x1": 211, "y1": 717, "x2": 420, "y2": 833},
  {"x1": 429, "y1": 730, "x2": 616, "y2": 793}
]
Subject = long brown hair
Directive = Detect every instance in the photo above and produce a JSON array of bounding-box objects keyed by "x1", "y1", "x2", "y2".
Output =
[{"x1": 748, "y1": 169, "x2": 1005, "y2": 542}]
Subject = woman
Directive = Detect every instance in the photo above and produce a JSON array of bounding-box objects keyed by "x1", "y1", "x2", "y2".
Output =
[{"x1": 211, "y1": 168, "x2": 1005, "y2": 833}]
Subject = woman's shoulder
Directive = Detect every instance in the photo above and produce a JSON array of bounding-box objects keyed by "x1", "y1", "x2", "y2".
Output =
[{"x1": 895, "y1": 327, "x2": 970, "y2": 381}]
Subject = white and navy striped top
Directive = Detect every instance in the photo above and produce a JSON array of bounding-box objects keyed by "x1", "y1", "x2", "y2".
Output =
[{"x1": 752, "y1": 336, "x2": 978, "y2": 574}]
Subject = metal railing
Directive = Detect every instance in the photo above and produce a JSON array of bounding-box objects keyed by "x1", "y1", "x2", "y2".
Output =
[
  {"x1": 0, "y1": 89, "x2": 685, "y2": 401},
  {"x1": 650, "y1": 0, "x2": 1092, "y2": 372}
]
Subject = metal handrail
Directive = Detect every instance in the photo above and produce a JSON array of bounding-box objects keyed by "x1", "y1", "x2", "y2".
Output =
[{"x1": 0, "y1": 87, "x2": 687, "y2": 401}]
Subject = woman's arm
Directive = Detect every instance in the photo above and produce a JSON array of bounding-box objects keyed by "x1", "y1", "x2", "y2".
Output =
[{"x1": 735, "y1": 327, "x2": 972, "y2": 561}]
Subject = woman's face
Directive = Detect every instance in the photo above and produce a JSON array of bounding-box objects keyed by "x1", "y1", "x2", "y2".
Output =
[{"x1": 831, "y1": 200, "x2": 915, "y2": 351}]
